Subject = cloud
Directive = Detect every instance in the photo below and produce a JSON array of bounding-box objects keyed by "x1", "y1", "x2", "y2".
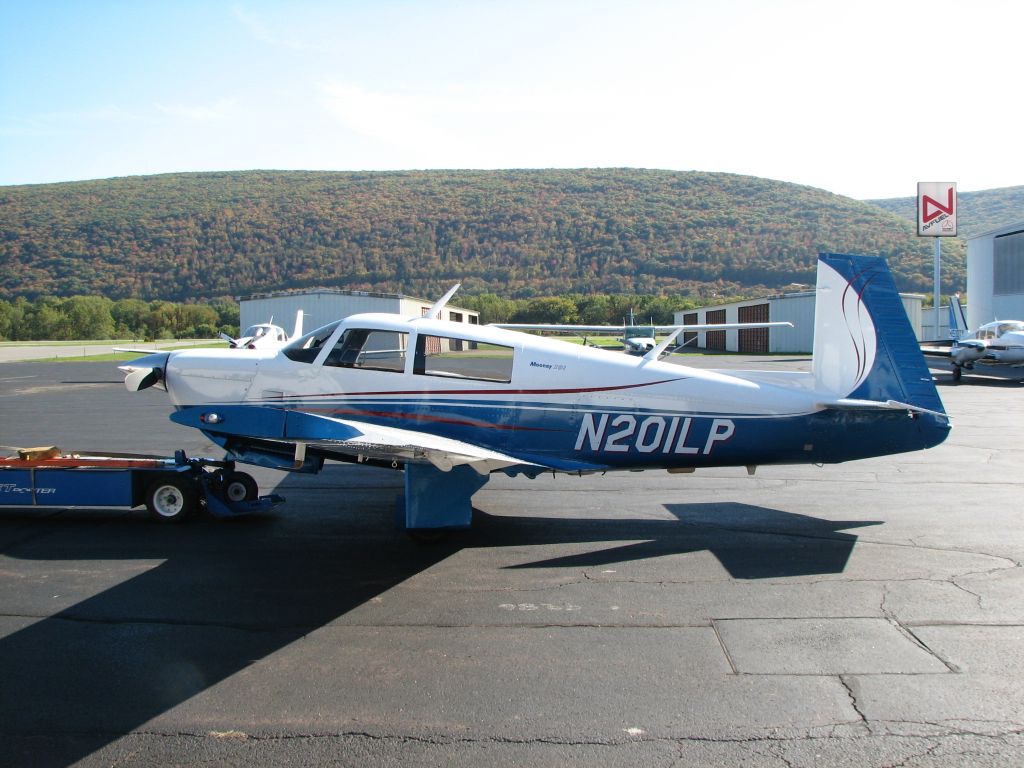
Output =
[{"x1": 318, "y1": 80, "x2": 646, "y2": 168}]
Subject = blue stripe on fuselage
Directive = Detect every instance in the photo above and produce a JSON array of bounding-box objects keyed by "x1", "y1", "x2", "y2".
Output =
[{"x1": 195, "y1": 396, "x2": 949, "y2": 471}]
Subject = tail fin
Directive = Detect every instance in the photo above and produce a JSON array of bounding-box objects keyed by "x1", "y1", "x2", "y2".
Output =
[
  {"x1": 949, "y1": 294, "x2": 967, "y2": 338},
  {"x1": 813, "y1": 253, "x2": 945, "y2": 415},
  {"x1": 290, "y1": 310, "x2": 304, "y2": 341}
]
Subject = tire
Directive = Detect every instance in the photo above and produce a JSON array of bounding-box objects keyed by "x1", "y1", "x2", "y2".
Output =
[
  {"x1": 145, "y1": 476, "x2": 198, "y2": 523},
  {"x1": 221, "y1": 471, "x2": 258, "y2": 504}
]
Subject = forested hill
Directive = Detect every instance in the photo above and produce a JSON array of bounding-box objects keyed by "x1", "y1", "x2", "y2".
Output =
[
  {"x1": 1, "y1": 169, "x2": 965, "y2": 303},
  {"x1": 866, "y1": 185, "x2": 1024, "y2": 237}
]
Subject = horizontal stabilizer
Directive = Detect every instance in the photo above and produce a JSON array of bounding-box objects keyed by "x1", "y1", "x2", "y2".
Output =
[{"x1": 818, "y1": 397, "x2": 950, "y2": 420}]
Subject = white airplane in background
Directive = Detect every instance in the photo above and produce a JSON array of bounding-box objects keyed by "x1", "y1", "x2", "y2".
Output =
[
  {"x1": 119, "y1": 254, "x2": 950, "y2": 532},
  {"x1": 221, "y1": 311, "x2": 304, "y2": 350},
  {"x1": 920, "y1": 296, "x2": 1024, "y2": 381},
  {"x1": 500, "y1": 311, "x2": 677, "y2": 355}
]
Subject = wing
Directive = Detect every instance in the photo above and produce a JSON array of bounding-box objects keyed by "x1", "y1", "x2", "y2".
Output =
[
  {"x1": 919, "y1": 342, "x2": 954, "y2": 358},
  {"x1": 170, "y1": 405, "x2": 550, "y2": 475},
  {"x1": 492, "y1": 322, "x2": 793, "y2": 333}
]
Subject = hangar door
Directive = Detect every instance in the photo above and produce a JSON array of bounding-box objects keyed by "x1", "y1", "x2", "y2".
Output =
[
  {"x1": 705, "y1": 309, "x2": 726, "y2": 350},
  {"x1": 681, "y1": 312, "x2": 698, "y2": 346},
  {"x1": 738, "y1": 303, "x2": 769, "y2": 353}
]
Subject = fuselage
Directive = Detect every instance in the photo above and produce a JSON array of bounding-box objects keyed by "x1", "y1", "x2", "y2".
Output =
[
  {"x1": 161, "y1": 313, "x2": 948, "y2": 472},
  {"x1": 952, "y1": 321, "x2": 1024, "y2": 367}
]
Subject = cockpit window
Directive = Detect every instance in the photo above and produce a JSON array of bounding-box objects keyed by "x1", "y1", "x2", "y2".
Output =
[
  {"x1": 324, "y1": 329, "x2": 408, "y2": 372},
  {"x1": 414, "y1": 335, "x2": 514, "y2": 382},
  {"x1": 283, "y1": 321, "x2": 342, "y2": 363}
]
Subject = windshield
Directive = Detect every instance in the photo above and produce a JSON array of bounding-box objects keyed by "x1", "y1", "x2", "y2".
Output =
[{"x1": 282, "y1": 320, "x2": 342, "y2": 363}]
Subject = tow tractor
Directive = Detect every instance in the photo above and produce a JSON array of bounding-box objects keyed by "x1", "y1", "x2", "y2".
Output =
[{"x1": 0, "y1": 447, "x2": 283, "y2": 522}]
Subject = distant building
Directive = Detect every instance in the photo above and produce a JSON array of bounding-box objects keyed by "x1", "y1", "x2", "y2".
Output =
[
  {"x1": 675, "y1": 290, "x2": 924, "y2": 354},
  {"x1": 966, "y1": 221, "x2": 1024, "y2": 329},
  {"x1": 239, "y1": 289, "x2": 479, "y2": 335}
]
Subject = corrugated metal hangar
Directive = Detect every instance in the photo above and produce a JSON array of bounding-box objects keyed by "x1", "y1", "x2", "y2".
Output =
[
  {"x1": 966, "y1": 221, "x2": 1024, "y2": 329},
  {"x1": 674, "y1": 290, "x2": 924, "y2": 354},
  {"x1": 240, "y1": 289, "x2": 480, "y2": 335}
]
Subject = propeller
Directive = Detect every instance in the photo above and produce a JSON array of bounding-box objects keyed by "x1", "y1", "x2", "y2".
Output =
[
  {"x1": 219, "y1": 332, "x2": 240, "y2": 348},
  {"x1": 118, "y1": 352, "x2": 170, "y2": 392}
]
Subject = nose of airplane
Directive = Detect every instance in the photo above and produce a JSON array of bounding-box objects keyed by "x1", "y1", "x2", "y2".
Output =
[{"x1": 162, "y1": 349, "x2": 261, "y2": 406}]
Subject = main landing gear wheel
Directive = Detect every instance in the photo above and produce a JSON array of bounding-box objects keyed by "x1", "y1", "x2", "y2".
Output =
[
  {"x1": 952, "y1": 366, "x2": 962, "y2": 382},
  {"x1": 145, "y1": 476, "x2": 199, "y2": 523},
  {"x1": 220, "y1": 471, "x2": 259, "y2": 503}
]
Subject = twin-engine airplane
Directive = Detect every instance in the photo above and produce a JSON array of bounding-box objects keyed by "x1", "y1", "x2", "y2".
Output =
[
  {"x1": 120, "y1": 254, "x2": 950, "y2": 532},
  {"x1": 920, "y1": 296, "x2": 1024, "y2": 381}
]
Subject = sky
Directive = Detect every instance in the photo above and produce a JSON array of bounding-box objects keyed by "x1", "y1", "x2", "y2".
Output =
[{"x1": 1, "y1": 0, "x2": 1020, "y2": 199}]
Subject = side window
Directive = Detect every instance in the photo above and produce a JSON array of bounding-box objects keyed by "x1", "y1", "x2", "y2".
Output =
[
  {"x1": 324, "y1": 329, "x2": 408, "y2": 372},
  {"x1": 414, "y1": 335, "x2": 514, "y2": 383},
  {"x1": 283, "y1": 321, "x2": 342, "y2": 364}
]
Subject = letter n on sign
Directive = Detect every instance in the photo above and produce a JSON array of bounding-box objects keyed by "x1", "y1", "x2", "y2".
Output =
[{"x1": 917, "y1": 182, "x2": 957, "y2": 237}]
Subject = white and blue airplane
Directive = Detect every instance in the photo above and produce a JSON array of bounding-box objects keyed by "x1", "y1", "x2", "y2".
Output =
[
  {"x1": 120, "y1": 254, "x2": 950, "y2": 531},
  {"x1": 921, "y1": 295, "x2": 1024, "y2": 381}
]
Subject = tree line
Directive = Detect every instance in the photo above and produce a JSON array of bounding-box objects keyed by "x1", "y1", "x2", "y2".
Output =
[
  {"x1": 0, "y1": 291, "x2": 708, "y2": 341},
  {"x1": 0, "y1": 295, "x2": 239, "y2": 341}
]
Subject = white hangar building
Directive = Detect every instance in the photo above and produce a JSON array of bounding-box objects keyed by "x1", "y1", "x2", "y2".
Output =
[
  {"x1": 966, "y1": 221, "x2": 1024, "y2": 329},
  {"x1": 674, "y1": 290, "x2": 924, "y2": 355},
  {"x1": 240, "y1": 289, "x2": 480, "y2": 336}
]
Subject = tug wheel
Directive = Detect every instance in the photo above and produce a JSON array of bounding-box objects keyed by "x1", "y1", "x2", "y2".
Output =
[
  {"x1": 145, "y1": 476, "x2": 199, "y2": 523},
  {"x1": 221, "y1": 471, "x2": 259, "y2": 503}
]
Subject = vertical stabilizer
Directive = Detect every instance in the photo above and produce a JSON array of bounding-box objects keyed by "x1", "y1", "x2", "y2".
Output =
[
  {"x1": 949, "y1": 294, "x2": 967, "y2": 338},
  {"x1": 813, "y1": 253, "x2": 945, "y2": 415}
]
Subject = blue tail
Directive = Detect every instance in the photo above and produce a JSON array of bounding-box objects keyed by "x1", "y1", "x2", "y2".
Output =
[
  {"x1": 813, "y1": 253, "x2": 946, "y2": 416},
  {"x1": 949, "y1": 294, "x2": 967, "y2": 338}
]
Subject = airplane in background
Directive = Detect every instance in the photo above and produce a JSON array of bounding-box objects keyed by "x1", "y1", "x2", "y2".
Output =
[
  {"x1": 498, "y1": 319, "x2": 680, "y2": 355},
  {"x1": 500, "y1": 310, "x2": 694, "y2": 355},
  {"x1": 221, "y1": 311, "x2": 304, "y2": 350},
  {"x1": 119, "y1": 254, "x2": 950, "y2": 533},
  {"x1": 920, "y1": 296, "x2": 1024, "y2": 381}
]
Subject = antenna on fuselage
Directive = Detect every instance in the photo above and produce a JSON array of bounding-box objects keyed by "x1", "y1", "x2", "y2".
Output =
[{"x1": 425, "y1": 283, "x2": 461, "y2": 319}]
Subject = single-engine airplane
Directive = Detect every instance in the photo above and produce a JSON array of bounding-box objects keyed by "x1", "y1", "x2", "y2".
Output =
[
  {"x1": 221, "y1": 311, "x2": 304, "y2": 350},
  {"x1": 119, "y1": 254, "x2": 950, "y2": 532},
  {"x1": 920, "y1": 295, "x2": 1024, "y2": 381}
]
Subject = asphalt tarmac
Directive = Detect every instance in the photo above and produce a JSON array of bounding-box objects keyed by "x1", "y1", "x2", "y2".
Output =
[{"x1": 1, "y1": 359, "x2": 1022, "y2": 767}]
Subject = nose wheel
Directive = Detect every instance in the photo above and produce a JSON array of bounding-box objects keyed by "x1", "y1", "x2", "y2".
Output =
[{"x1": 218, "y1": 470, "x2": 259, "y2": 503}]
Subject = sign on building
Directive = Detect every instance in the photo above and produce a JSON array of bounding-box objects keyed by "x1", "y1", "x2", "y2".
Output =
[{"x1": 917, "y1": 182, "x2": 957, "y2": 236}]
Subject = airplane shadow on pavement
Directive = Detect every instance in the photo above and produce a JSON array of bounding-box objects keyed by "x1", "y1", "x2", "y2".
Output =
[
  {"x1": 0, "y1": 489, "x2": 878, "y2": 767},
  {"x1": 496, "y1": 502, "x2": 878, "y2": 578}
]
